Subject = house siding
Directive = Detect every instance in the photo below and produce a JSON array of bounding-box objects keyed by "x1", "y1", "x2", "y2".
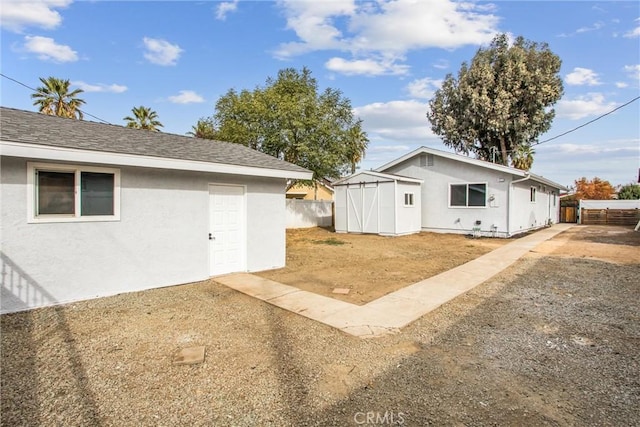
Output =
[
  {"x1": 382, "y1": 153, "x2": 563, "y2": 237},
  {"x1": 1, "y1": 156, "x2": 286, "y2": 313},
  {"x1": 384, "y1": 155, "x2": 511, "y2": 236}
]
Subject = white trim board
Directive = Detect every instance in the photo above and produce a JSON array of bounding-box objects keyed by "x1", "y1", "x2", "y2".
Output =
[{"x1": 1, "y1": 141, "x2": 313, "y2": 181}]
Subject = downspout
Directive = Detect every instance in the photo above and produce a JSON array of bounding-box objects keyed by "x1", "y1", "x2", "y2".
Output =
[{"x1": 507, "y1": 173, "x2": 530, "y2": 237}]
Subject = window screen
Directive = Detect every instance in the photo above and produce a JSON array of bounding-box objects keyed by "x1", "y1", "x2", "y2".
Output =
[
  {"x1": 450, "y1": 183, "x2": 486, "y2": 207},
  {"x1": 81, "y1": 172, "x2": 115, "y2": 215},
  {"x1": 37, "y1": 171, "x2": 75, "y2": 215}
]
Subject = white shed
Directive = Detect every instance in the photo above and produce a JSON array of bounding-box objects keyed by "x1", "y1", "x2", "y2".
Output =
[{"x1": 334, "y1": 171, "x2": 422, "y2": 236}]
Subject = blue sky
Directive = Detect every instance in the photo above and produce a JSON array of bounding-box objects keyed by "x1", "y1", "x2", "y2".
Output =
[{"x1": 1, "y1": 0, "x2": 639, "y2": 187}]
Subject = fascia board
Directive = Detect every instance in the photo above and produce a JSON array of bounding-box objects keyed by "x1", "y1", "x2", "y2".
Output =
[{"x1": 1, "y1": 141, "x2": 313, "y2": 180}]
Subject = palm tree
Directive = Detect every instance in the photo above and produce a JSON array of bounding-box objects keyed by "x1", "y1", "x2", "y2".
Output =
[
  {"x1": 511, "y1": 144, "x2": 535, "y2": 171},
  {"x1": 31, "y1": 76, "x2": 86, "y2": 119},
  {"x1": 346, "y1": 123, "x2": 369, "y2": 174},
  {"x1": 123, "y1": 106, "x2": 163, "y2": 131},
  {"x1": 187, "y1": 118, "x2": 216, "y2": 139}
]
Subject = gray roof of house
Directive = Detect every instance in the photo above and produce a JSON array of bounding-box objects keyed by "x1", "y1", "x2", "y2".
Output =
[{"x1": 0, "y1": 107, "x2": 310, "y2": 174}]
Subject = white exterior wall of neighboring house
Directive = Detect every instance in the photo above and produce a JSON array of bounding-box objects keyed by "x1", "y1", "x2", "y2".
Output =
[{"x1": 1, "y1": 156, "x2": 286, "y2": 313}]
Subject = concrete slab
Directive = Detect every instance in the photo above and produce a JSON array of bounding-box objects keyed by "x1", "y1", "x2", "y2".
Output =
[
  {"x1": 267, "y1": 290, "x2": 355, "y2": 321},
  {"x1": 215, "y1": 224, "x2": 574, "y2": 339},
  {"x1": 216, "y1": 273, "x2": 298, "y2": 300}
]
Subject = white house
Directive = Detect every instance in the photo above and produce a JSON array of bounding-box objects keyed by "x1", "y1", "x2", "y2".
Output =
[
  {"x1": 373, "y1": 147, "x2": 566, "y2": 237},
  {"x1": 334, "y1": 171, "x2": 423, "y2": 236},
  {"x1": 334, "y1": 146, "x2": 565, "y2": 238},
  {"x1": 0, "y1": 107, "x2": 312, "y2": 313}
]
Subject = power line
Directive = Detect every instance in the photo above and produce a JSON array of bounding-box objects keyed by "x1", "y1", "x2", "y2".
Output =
[
  {"x1": 535, "y1": 95, "x2": 640, "y2": 146},
  {"x1": 1, "y1": 73, "x2": 112, "y2": 125}
]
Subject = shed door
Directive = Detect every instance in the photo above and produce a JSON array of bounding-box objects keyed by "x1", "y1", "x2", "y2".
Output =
[
  {"x1": 346, "y1": 183, "x2": 379, "y2": 233},
  {"x1": 209, "y1": 184, "x2": 246, "y2": 276}
]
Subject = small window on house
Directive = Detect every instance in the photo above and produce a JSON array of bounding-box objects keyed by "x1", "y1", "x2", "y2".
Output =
[
  {"x1": 530, "y1": 187, "x2": 537, "y2": 202},
  {"x1": 419, "y1": 153, "x2": 434, "y2": 167},
  {"x1": 450, "y1": 183, "x2": 486, "y2": 207},
  {"x1": 30, "y1": 163, "x2": 120, "y2": 222},
  {"x1": 404, "y1": 192, "x2": 414, "y2": 206}
]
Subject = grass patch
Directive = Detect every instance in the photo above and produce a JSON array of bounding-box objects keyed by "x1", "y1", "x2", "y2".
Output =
[{"x1": 312, "y1": 237, "x2": 347, "y2": 246}]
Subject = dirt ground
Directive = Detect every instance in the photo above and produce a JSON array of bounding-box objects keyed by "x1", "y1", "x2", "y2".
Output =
[
  {"x1": 258, "y1": 227, "x2": 510, "y2": 304},
  {"x1": 1, "y1": 225, "x2": 639, "y2": 426}
]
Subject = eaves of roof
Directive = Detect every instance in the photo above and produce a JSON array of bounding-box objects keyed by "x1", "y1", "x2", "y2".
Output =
[
  {"x1": 375, "y1": 146, "x2": 566, "y2": 190},
  {"x1": 0, "y1": 107, "x2": 313, "y2": 180}
]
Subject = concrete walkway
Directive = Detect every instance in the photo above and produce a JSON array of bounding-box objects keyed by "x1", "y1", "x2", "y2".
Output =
[{"x1": 215, "y1": 224, "x2": 574, "y2": 338}]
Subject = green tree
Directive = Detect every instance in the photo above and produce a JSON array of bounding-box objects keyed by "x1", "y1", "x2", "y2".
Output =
[
  {"x1": 123, "y1": 106, "x2": 163, "y2": 131},
  {"x1": 187, "y1": 117, "x2": 217, "y2": 139},
  {"x1": 346, "y1": 123, "x2": 369, "y2": 174},
  {"x1": 427, "y1": 33, "x2": 563, "y2": 166},
  {"x1": 617, "y1": 183, "x2": 640, "y2": 200},
  {"x1": 212, "y1": 67, "x2": 367, "y2": 180},
  {"x1": 511, "y1": 144, "x2": 536, "y2": 171},
  {"x1": 31, "y1": 76, "x2": 86, "y2": 119}
]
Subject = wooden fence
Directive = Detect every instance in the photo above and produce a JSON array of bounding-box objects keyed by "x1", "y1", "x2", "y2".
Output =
[{"x1": 580, "y1": 209, "x2": 640, "y2": 226}]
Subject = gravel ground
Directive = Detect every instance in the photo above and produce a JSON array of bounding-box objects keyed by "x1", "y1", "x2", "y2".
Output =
[{"x1": 1, "y1": 225, "x2": 639, "y2": 426}]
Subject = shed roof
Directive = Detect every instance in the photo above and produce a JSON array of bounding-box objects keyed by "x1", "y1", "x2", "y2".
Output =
[
  {"x1": 0, "y1": 107, "x2": 312, "y2": 180},
  {"x1": 376, "y1": 146, "x2": 567, "y2": 190},
  {"x1": 333, "y1": 170, "x2": 423, "y2": 186}
]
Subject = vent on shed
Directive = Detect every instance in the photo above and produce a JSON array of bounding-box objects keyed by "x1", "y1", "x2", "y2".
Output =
[{"x1": 420, "y1": 153, "x2": 434, "y2": 167}]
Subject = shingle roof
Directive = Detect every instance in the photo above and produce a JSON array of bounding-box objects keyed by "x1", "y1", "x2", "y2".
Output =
[
  {"x1": 0, "y1": 107, "x2": 310, "y2": 174},
  {"x1": 376, "y1": 146, "x2": 567, "y2": 190}
]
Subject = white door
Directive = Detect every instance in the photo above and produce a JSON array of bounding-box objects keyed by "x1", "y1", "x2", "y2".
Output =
[
  {"x1": 346, "y1": 185, "x2": 363, "y2": 232},
  {"x1": 362, "y1": 183, "x2": 379, "y2": 234},
  {"x1": 345, "y1": 183, "x2": 379, "y2": 233},
  {"x1": 209, "y1": 184, "x2": 246, "y2": 276}
]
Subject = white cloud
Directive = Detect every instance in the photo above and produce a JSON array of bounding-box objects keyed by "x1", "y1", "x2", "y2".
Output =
[
  {"x1": 325, "y1": 56, "x2": 409, "y2": 76},
  {"x1": 623, "y1": 18, "x2": 640, "y2": 38},
  {"x1": 367, "y1": 144, "x2": 412, "y2": 153},
  {"x1": 556, "y1": 93, "x2": 618, "y2": 120},
  {"x1": 275, "y1": 0, "x2": 499, "y2": 76},
  {"x1": 576, "y1": 21, "x2": 604, "y2": 34},
  {"x1": 72, "y1": 81, "x2": 127, "y2": 93},
  {"x1": 354, "y1": 100, "x2": 434, "y2": 141},
  {"x1": 565, "y1": 67, "x2": 601, "y2": 86},
  {"x1": 23, "y1": 35, "x2": 77, "y2": 62},
  {"x1": 0, "y1": 0, "x2": 71, "y2": 32},
  {"x1": 168, "y1": 90, "x2": 205, "y2": 104},
  {"x1": 405, "y1": 77, "x2": 442, "y2": 99},
  {"x1": 623, "y1": 64, "x2": 640, "y2": 82},
  {"x1": 615, "y1": 82, "x2": 628, "y2": 88},
  {"x1": 432, "y1": 59, "x2": 450, "y2": 70},
  {"x1": 142, "y1": 37, "x2": 183, "y2": 66},
  {"x1": 216, "y1": 0, "x2": 238, "y2": 20}
]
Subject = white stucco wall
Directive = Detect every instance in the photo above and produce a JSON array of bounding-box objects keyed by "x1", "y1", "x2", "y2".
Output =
[
  {"x1": 509, "y1": 180, "x2": 560, "y2": 234},
  {"x1": 383, "y1": 154, "x2": 563, "y2": 237},
  {"x1": 385, "y1": 156, "x2": 511, "y2": 236},
  {"x1": 1, "y1": 156, "x2": 287, "y2": 313}
]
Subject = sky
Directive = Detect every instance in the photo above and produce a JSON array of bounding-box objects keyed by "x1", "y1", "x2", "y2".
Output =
[{"x1": 1, "y1": 0, "x2": 639, "y2": 188}]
